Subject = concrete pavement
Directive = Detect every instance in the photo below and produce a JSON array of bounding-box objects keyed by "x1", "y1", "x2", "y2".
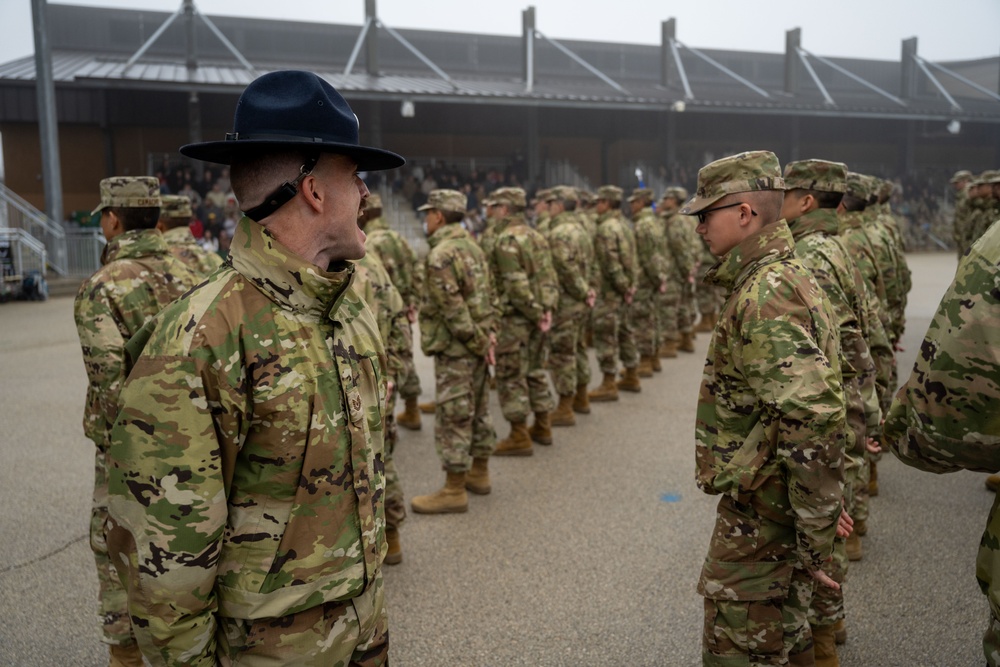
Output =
[{"x1": 0, "y1": 252, "x2": 989, "y2": 665}]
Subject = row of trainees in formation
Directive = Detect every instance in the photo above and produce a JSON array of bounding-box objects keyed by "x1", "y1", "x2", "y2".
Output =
[
  {"x1": 73, "y1": 69, "x2": 1000, "y2": 667},
  {"x1": 950, "y1": 167, "x2": 1000, "y2": 257}
]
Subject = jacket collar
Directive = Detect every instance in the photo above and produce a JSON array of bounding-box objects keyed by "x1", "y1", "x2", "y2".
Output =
[
  {"x1": 787, "y1": 208, "x2": 840, "y2": 241},
  {"x1": 706, "y1": 220, "x2": 795, "y2": 291},
  {"x1": 427, "y1": 222, "x2": 470, "y2": 249},
  {"x1": 101, "y1": 228, "x2": 169, "y2": 265}
]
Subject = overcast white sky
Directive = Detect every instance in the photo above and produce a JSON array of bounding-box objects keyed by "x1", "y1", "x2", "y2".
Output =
[{"x1": 2, "y1": 0, "x2": 999, "y2": 66}]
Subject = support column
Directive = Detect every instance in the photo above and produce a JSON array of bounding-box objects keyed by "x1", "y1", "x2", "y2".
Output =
[
  {"x1": 526, "y1": 106, "x2": 540, "y2": 186},
  {"x1": 31, "y1": 0, "x2": 63, "y2": 224},
  {"x1": 184, "y1": 0, "x2": 203, "y2": 178},
  {"x1": 787, "y1": 115, "x2": 800, "y2": 163},
  {"x1": 661, "y1": 19, "x2": 676, "y2": 88},
  {"x1": 665, "y1": 112, "x2": 676, "y2": 168},
  {"x1": 901, "y1": 37, "x2": 918, "y2": 100},
  {"x1": 898, "y1": 120, "x2": 915, "y2": 175},
  {"x1": 784, "y1": 28, "x2": 801, "y2": 95},
  {"x1": 523, "y1": 6, "x2": 535, "y2": 92},
  {"x1": 365, "y1": 0, "x2": 379, "y2": 76}
]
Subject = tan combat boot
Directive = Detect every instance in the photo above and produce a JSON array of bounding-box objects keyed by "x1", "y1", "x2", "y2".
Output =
[
  {"x1": 695, "y1": 312, "x2": 716, "y2": 333},
  {"x1": 846, "y1": 531, "x2": 863, "y2": 561},
  {"x1": 811, "y1": 622, "x2": 840, "y2": 667},
  {"x1": 109, "y1": 644, "x2": 145, "y2": 667},
  {"x1": 384, "y1": 527, "x2": 403, "y2": 565},
  {"x1": 588, "y1": 373, "x2": 619, "y2": 402},
  {"x1": 418, "y1": 400, "x2": 436, "y2": 414},
  {"x1": 494, "y1": 421, "x2": 533, "y2": 456},
  {"x1": 868, "y1": 461, "x2": 879, "y2": 496},
  {"x1": 832, "y1": 618, "x2": 847, "y2": 644},
  {"x1": 529, "y1": 411, "x2": 553, "y2": 445},
  {"x1": 650, "y1": 354, "x2": 662, "y2": 372},
  {"x1": 396, "y1": 396, "x2": 422, "y2": 431},
  {"x1": 410, "y1": 471, "x2": 469, "y2": 514},
  {"x1": 465, "y1": 457, "x2": 491, "y2": 494},
  {"x1": 573, "y1": 383, "x2": 591, "y2": 414},
  {"x1": 987, "y1": 474, "x2": 1000, "y2": 492},
  {"x1": 616, "y1": 366, "x2": 642, "y2": 393},
  {"x1": 854, "y1": 518, "x2": 867, "y2": 536},
  {"x1": 659, "y1": 339, "x2": 679, "y2": 358},
  {"x1": 636, "y1": 356, "x2": 654, "y2": 378},
  {"x1": 551, "y1": 394, "x2": 576, "y2": 427},
  {"x1": 678, "y1": 331, "x2": 696, "y2": 353}
]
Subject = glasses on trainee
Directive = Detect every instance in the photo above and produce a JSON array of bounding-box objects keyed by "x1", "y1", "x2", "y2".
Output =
[{"x1": 697, "y1": 202, "x2": 757, "y2": 225}]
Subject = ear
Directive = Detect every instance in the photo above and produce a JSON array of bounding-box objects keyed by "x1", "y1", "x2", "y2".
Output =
[
  {"x1": 155, "y1": 220, "x2": 167, "y2": 233},
  {"x1": 301, "y1": 173, "x2": 324, "y2": 214},
  {"x1": 800, "y1": 194, "x2": 814, "y2": 215}
]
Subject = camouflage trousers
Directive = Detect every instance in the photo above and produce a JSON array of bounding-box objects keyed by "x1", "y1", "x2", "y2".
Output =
[
  {"x1": 434, "y1": 352, "x2": 496, "y2": 470},
  {"x1": 91, "y1": 448, "x2": 136, "y2": 646},
  {"x1": 549, "y1": 301, "x2": 591, "y2": 396},
  {"x1": 657, "y1": 284, "x2": 681, "y2": 343},
  {"x1": 701, "y1": 496, "x2": 815, "y2": 666},
  {"x1": 631, "y1": 284, "x2": 661, "y2": 358},
  {"x1": 496, "y1": 317, "x2": 554, "y2": 422},
  {"x1": 678, "y1": 284, "x2": 696, "y2": 333},
  {"x1": 398, "y1": 340, "x2": 422, "y2": 400},
  {"x1": 983, "y1": 611, "x2": 1000, "y2": 666},
  {"x1": 592, "y1": 297, "x2": 638, "y2": 374},
  {"x1": 384, "y1": 390, "x2": 406, "y2": 530},
  {"x1": 808, "y1": 533, "x2": 848, "y2": 628},
  {"x1": 218, "y1": 572, "x2": 388, "y2": 666}
]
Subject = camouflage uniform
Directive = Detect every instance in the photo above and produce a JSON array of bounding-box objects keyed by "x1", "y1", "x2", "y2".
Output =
[
  {"x1": 629, "y1": 189, "x2": 671, "y2": 364},
  {"x1": 545, "y1": 187, "x2": 594, "y2": 397},
  {"x1": 783, "y1": 160, "x2": 887, "y2": 635},
  {"x1": 159, "y1": 194, "x2": 225, "y2": 278},
  {"x1": 364, "y1": 194, "x2": 423, "y2": 403},
  {"x1": 419, "y1": 192, "x2": 497, "y2": 471},
  {"x1": 660, "y1": 187, "x2": 699, "y2": 346},
  {"x1": 683, "y1": 153, "x2": 846, "y2": 666},
  {"x1": 950, "y1": 170, "x2": 973, "y2": 256},
  {"x1": 883, "y1": 220, "x2": 1000, "y2": 666},
  {"x1": 105, "y1": 217, "x2": 389, "y2": 665},
  {"x1": 354, "y1": 251, "x2": 411, "y2": 532},
  {"x1": 73, "y1": 177, "x2": 202, "y2": 653},
  {"x1": 493, "y1": 199, "x2": 559, "y2": 422},
  {"x1": 592, "y1": 186, "x2": 639, "y2": 374}
]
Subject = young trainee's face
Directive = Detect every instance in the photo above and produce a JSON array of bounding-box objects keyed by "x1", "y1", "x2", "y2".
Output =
[{"x1": 696, "y1": 200, "x2": 748, "y2": 257}]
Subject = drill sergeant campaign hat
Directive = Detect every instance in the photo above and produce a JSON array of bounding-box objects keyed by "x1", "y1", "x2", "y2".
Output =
[
  {"x1": 91, "y1": 176, "x2": 161, "y2": 216},
  {"x1": 596, "y1": 185, "x2": 624, "y2": 203},
  {"x1": 627, "y1": 187, "x2": 654, "y2": 203},
  {"x1": 680, "y1": 150, "x2": 784, "y2": 215},
  {"x1": 782, "y1": 159, "x2": 848, "y2": 194},
  {"x1": 159, "y1": 194, "x2": 193, "y2": 219},
  {"x1": 180, "y1": 70, "x2": 404, "y2": 222},
  {"x1": 489, "y1": 187, "x2": 528, "y2": 209},
  {"x1": 417, "y1": 189, "x2": 468, "y2": 214}
]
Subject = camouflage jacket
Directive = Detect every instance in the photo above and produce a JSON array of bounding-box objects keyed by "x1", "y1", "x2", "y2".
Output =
[
  {"x1": 105, "y1": 217, "x2": 387, "y2": 664},
  {"x1": 884, "y1": 222, "x2": 1000, "y2": 620},
  {"x1": 953, "y1": 189, "x2": 971, "y2": 252},
  {"x1": 161, "y1": 225, "x2": 225, "y2": 278},
  {"x1": 74, "y1": 229, "x2": 201, "y2": 450},
  {"x1": 478, "y1": 219, "x2": 504, "y2": 282},
  {"x1": 697, "y1": 220, "x2": 846, "y2": 583},
  {"x1": 548, "y1": 210, "x2": 593, "y2": 308},
  {"x1": 788, "y1": 209, "x2": 884, "y2": 459},
  {"x1": 494, "y1": 214, "x2": 559, "y2": 323},
  {"x1": 534, "y1": 211, "x2": 552, "y2": 239},
  {"x1": 663, "y1": 211, "x2": 699, "y2": 282},
  {"x1": 420, "y1": 222, "x2": 495, "y2": 358},
  {"x1": 355, "y1": 252, "x2": 412, "y2": 384},
  {"x1": 862, "y1": 208, "x2": 906, "y2": 343},
  {"x1": 593, "y1": 210, "x2": 638, "y2": 298},
  {"x1": 633, "y1": 206, "x2": 671, "y2": 291},
  {"x1": 970, "y1": 198, "x2": 1000, "y2": 246},
  {"x1": 364, "y1": 216, "x2": 422, "y2": 309},
  {"x1": 873, "y1": 203, "x2": 912, "y2": 315},
  {"x1": 577, "y1": 210, "x2": 598, "y2": 240},
  {"x1": 839, "y1": 211, "x2": 891, "y2": 336}
]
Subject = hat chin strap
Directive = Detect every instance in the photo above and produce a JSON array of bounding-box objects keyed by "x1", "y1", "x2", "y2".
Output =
[{"x1": 244, "y1": 154, "x2": 320, "y2": 222}]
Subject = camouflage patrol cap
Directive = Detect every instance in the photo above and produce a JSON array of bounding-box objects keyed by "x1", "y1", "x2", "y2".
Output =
[
  {"x1": 876, "y1": 178, "x2": 896, "y2": 200},
  {"x1": 662, "y1": 186, "x2": 688, "y2": 202},
  {"x1": 366, "y1": 192, "x2": 383, "y2": 210},
  {"x1": 532, "y1": 188, "x2": 552, "y2": 205},
  {"x1": 627, "y1": 187, "x2": 654, "y2": 203},
  {"x1": 972, "y1": 170, "x2": 1000, "y2": 186},
  {"x1": 160, "y1": 195, "x2": 193, "y2": 219},
  {"x1": 680, "y1": 150, "x2": 784, "y2": 215},
  {"x1": 596, "y1": 185, "x2": 623, "y2": 203},
  {"x1": 950, "y1": 169, "x2": 973, "y2": 184},
  {"x1": 577, "y1": 189, "x2": 595, "y2": 204},
  {"x1": 546, "y1": 185, "x2": 579, "y2": 203},
  {"x1": 490, "y1": 187, "x2": 527, "y2": 209},
  {"x1": 91, "y1": 176, "x2": 161, "y2": 216},
  {"x1": 844, "y1": 172, "x2": 875, "y2": 201},
  {"x1": 418, "y1": 188, "x2": 467, "y2": 213},
  {"x1": 782, "y1": 159, "x2": 847, "y2": 194}
]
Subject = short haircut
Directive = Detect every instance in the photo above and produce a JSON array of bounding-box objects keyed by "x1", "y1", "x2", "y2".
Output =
[
  {"x1": 841, "y1": 194, "x2": 867, "y2": 212},
  {"x1": 230, "y1": 148, "x2": 313, "y2": 210},
  {"x1": 158, "y1": 215, "x2": 192, "y2": 230},
  {"x1": 790, "y1": 188, "x2": 843, "y2": 210},
  {"x1": 110, "y1": 206, "x2": 160, "y2": 231},
  {"x1": 741, "y1": 190, "x2": 783, "y2": 225},
  {"x1": 563, "y1": 200, "x2": 578, "y2": 212},
  {"x1": 442, "y1": 210, "x2": 465, "y2": 224}
]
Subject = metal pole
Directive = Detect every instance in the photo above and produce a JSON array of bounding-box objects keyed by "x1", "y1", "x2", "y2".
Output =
[
  {"x1": 924, "y1": 58, "x2": 1000, "y2": 103},
  {"x1": 365, "y1": 0, "x2": 379, "y2": 76},
  {"x1": 523, "y1": 7, "x2": 535, "y2": 93},
  {"x1": 123, "y1": 5, "x2": 184, "y2": 71},
  {"x1": 344, "y1": 18, "x2": 373, "y2": 76},
  {"x1": 536, "y1": 30, "x2": 628, "y2": 95},
  {"x1": 805, "y1": 49, "x2": 907, "y2": 107},
  {"x1": 30, "y1": 0, "x2": 63, "y2": 227},
  {"x1": 669, "y1": 39, "x2": 693, "y2": 100},
  {"x1": 679, "y1": 42, "x2": 770, "y2": 98},
  {"x1": 379, "y1": 20, "x2": 456, "y2": 88},
  {"x1": 797, "y1": 49, "x2": 835, "y2": 107},
  {"x1": 913, "y1": 55, "x2": 962, "y2": 112}
]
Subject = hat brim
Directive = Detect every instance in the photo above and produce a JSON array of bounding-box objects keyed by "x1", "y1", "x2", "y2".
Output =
[
  {"x1": 179, "y1": 139, "x2": 405, "y2": 171},
  {"x1": 90, "y1": 203, "x2": 106, "y2": 217},
  {"x1": 416, "y1": 203, "x2": 434, "y2": 211},
  {"x1": 678, "y1": 192, "x2": 725, "y2": 216}
]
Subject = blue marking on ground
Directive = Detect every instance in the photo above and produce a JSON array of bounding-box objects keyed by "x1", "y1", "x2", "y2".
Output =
[{"x1": 659, "y1": 492, "x2": 682, "y2": 503}]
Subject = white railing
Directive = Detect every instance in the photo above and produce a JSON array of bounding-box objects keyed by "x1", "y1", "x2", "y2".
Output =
[
  {"x1": 64, "y1": 228, "x2": 106, "y2": 277},
  {"x1": 0, "y1": 184, "x2": 68, "y2": 276}
]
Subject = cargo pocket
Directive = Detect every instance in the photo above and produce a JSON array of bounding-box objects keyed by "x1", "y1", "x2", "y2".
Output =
[{"x1": 745, "y1": 599, "x2": 785, "y2": 658}]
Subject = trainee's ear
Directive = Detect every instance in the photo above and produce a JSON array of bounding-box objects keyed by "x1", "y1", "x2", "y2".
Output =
[{"x1": 302, "y1": 174, "x2": 324, "y2": 212}]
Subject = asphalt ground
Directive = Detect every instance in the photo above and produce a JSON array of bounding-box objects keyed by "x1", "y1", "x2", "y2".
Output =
[{"x1": 0, "y1": 251, "x2": 990, "y2": 666}]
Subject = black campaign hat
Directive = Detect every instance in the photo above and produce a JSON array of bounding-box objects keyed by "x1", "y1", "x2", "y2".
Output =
[{"x1": 180, "y1": 70, "x2": 404, "y2": 171}]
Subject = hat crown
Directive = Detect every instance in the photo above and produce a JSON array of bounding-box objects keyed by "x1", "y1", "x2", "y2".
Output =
[
  {"x1": 160, "y1": 194, "x2": 192, "y2": 218},
  {"x1": 425, "y1": 189, "x2": 467, "y2": 213},
  {"x1": 491, "y1": 187, "x2": 527, "y2": 208},
  {"x1": 93, "y1": 176, "x2": 160, "y2": 216},
  {"x1": 596, "y1": 185, "x2": 623, "y2": 202},
  {"x1": 783, "y1": 159, "x2": 847, "y2": 194}
]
